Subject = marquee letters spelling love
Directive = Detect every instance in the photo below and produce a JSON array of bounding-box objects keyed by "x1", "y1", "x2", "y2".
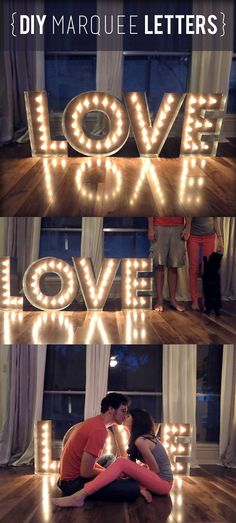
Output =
[
  {"x1": 0, "y1": 256, "x2": 153, "y2": 312},
  {"x1": 24, "y1": 91, "x2": 226, "y2": 158}
]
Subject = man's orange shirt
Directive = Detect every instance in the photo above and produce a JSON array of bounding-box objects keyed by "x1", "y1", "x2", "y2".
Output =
[
  {"x1": 60, "y1": 415, "x2": 108, "y2": 480},
  {"x1": 153, "y1": 217, "x2": 184, "y2": 226}
]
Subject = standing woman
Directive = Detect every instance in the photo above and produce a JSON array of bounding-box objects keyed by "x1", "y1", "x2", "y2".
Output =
[
  {"x1": 52, "y1": 409, "x2": 173, "y2": 507},
  {"x1": 184, "y1": 217, "x2": 224, "y2": 310}
]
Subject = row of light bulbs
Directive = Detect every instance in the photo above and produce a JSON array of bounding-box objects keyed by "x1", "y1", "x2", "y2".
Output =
[
  {"x1": 25, "y1": 90, "x2": 225, "y2": 158},
  {"x1": 0, "y1": 258, "x2": 23, "y2": 309},
  {"x1": 64, "y1": 91, "x2": 129, "y2": 156},
  {"x1": 35, "y1": 421, "x2": 191, "y2": 476},
  {"x1": 125, "y1": 92, "x2": 180, "y2": 155},
  {"x1": 25, "y1": 92, "x2": 67, "y2": 157},
  {"x1": 122, "y1": 259, "x2": 152, "y2": 309},
  {"x1": 181, "y1": 93, "x2": 225, "y2": 157}
]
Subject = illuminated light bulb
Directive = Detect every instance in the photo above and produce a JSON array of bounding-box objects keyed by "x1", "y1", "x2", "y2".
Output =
[
  {"x1": 93, "y1": 95, "x2": 99, "y2": 105},
  {"x1": 140, "y1": 298, "x2": 146, "y2": 305},
  {"x1": 184, "y1": 144, "x2": 191, "y2": 150},
  {"x1": 170, "y1": 445, "x2": 177, "y2": 452},
  {"x1": 199, "y1": 96, "x2": 206, "y2": 105},
  {"x1": 105, "y1": 138, "x2": 111, "y2": 149},
  {"x1": 74, "y1": 130, "x2": 80, "y2": 137},
  {"x1": 164, "y1": 104, "x2": 171, "y2": 112},
  {"x1": 96, "y1": 142, "x2": 101, "y2": 150},
  {"x1": 36, "y1": 105, "x2": 44, "y2": 113},
  {"x1": 111, "y1": 102, "x2": 117, "y2": 111},
  {"x1": 79, "y1": 136, "x2": 85, "y2": 144},
  {"x1": 154, "y1": 128, "x2": 159, "y2": 136},
  {"x1": 209, "y1": 97, "x2": 217, "y2": 104},
  {"x1": 157, "y1": 121, "x2": 164, "y2": 128},
  {"x1": 112, "y1": 135, "x2": 117, "y2": 144},
  {"x1": 60, "y1": 142, "x2": 66, "y2": 149},
  {"x1": 71, "y1": 122, "x2": 77, "y2": 129},
  {"x1": 160, "y1": 111, "x2": 167, "y2": 120},
  {"x1": 176, "y1": 463, "x2": 183, "y2": 471},
  {"x1": 192, "y1": 143, "x2": 199, "y2": 151},
  {"x1": 50, "y1": 142, "x2": 56, "y2": 150},
  {"x1": 186, "y1": 126, "x2": 192, "y2": 133},
  {"x1": 195, "y1": 121, "x2": 202, "y2": 128},
  {"x1": 57, "y1": 262, "x2": 62, "y2": 270},
  {"x1": 205, "y1": 120, "x2": 213, "y2": 128},
  {"x1": 102, "y1": 97, "x2": 108, "y2": 107},
  {"x1": 39, "y1": 125, "x2": 46, "y2": 132},
  {"x1": 203, "y1": 144, "x2": 209, "y2": 150},
  {"x1": 151, "y1": 136, "x2": 157, "y2": 144},
  {"x1": 134, "y1": 261, "x2": 139, "y2": 268},
  {"x1": 189, "y1": 108, "x2": 195, "y2": 114},
  {"x1": 41, "y1": 143, "x2": 47, "y2": 150},
  {"x1": 37, "y1": 116, "x2": 43, "y2": 122},
  {"x1": 35, "y1": 95, "x2": 43, "y2": 103},
  {"x1": 180, "y1": 426, "x2": 186, "y2": 434},
  {"x1": 86, "y1": 140, "x2": 91, "y2": 149},
  {"x1": 83, "y1": 98, "x2": 90, "y2": 108},
  {"x1": 167, "y1": 95, "x2": 174, "y2": 103},
  {"x1": 190, "y1": 96, "x2": 197, "y2": 104},
  {"x1": 131, "y1": 93, "x2": 137, "y2": 102},
  {"x1": 188, "y1": 178, "x2": 194, "y2": 187},
  {"x1": 178, "y1": 445, "x2": 185, "y2": 453}
]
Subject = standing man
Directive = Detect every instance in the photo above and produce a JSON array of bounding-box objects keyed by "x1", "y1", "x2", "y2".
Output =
[
  {"x1": 57, "y1": 393, "x2": 140, "y2": 502},
  {"x1": 148, "y1": 217, "x2": 187, "y2": 312}
]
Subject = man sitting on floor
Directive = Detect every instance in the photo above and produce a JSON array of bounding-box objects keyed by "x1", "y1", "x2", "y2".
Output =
[{"x1": 57, "y1": 392, "x2": 140, "y2": 502}]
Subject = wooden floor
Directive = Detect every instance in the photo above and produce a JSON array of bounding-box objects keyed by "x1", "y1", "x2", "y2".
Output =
[
  {"x1": 0, "y1": 156, "x2": 236, "y2": 216},
  {"x1": 0, "y1": 301, "x2": 235, "y2": 344},
  {"x1": 0, "y1": 465, "x2": 236, "y2": 523}
]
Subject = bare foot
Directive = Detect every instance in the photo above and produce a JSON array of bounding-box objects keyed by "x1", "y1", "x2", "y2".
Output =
[
  {"x1": 170, "y1": 300, "x2": 185, "y2": 312},
  {"x1": 191, "y1": 301, "x2": 200, "y2": 311},
  {"x1": 154, "y1": 303, "x2": 164, "y2": 312},
  {"x1": 51, "y1": 490, "x2": 86, "y2": 508},
  {"x1": 140, "y1": 487, "x2": 153, "y2": 503}
]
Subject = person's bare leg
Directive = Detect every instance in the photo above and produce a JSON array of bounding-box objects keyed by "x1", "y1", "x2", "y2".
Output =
[
  {"x1": 140, "y1": 486, "x2": 153, "y2": 503},
  {"x1": 168, "y1": 267, "x2": 185, "y2": 312},
  {"x1": 154, "y1": 266, "x2": 165, "y2": 311},
  {"x1": 52, "y1": 488, "x2": 87, "y2": 508}
]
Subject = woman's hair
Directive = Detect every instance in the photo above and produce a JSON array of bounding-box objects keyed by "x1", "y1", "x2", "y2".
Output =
[{"x1": 127, "y1": 408, "x2": 156, "y2": 462}]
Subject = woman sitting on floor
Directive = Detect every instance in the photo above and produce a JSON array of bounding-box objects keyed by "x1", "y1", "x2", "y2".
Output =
[{"x1": 52, "y1": 408, "x2": 173, "y2": 507}]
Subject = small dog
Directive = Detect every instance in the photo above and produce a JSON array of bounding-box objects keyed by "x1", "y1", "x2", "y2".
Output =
[{"x1": 202, "y1": 252, "x2": 223, "y2": 315}]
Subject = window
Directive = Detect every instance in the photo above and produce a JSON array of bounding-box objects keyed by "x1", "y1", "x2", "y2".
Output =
[
  {"x1": 104, "y1": 217, "x2": 149, "y2": 262},
  {"x1": 196, "y1": 345, "x2": 223, "y2": 443},
  {"x1": 108, "y1": 345, "x2": 163, "y2": 421},
  {"x1": 124, "y1": 55, "x2": 190, "y2": 115},
  {"x1": 40, "y1": 218, "x2": 82, "y2": 262},
  {"x1": 43, "y1": 345, "x2": 86, "y2": 440},
  {"x1": 228, "y1": 57, "x2": 236, "y2": 113}
]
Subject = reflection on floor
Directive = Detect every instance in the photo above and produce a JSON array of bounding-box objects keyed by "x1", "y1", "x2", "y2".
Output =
[
  {"x1": 0, "y1": 156, "x2": 236, "y2": 216},
  {"x1": 0, "y1": 465, "x2": 235, "y2": 523},
  {"x1": 0, "y1": 302, "x2": 235, "y2": 344}
]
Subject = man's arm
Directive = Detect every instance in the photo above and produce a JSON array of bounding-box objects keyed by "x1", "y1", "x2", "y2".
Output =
[
  {"x1": 181, "y1": 217, "x2": 192, "y2": 241},
  {"x1": 148, "y1": 217, "x2": 156, "y2": 241},
  {"x1": 213, "y1": 218, "x2": 224, "y2": 252},
  {"x1": 80, "y1": 451, "x2": 105, "y2": 478}
]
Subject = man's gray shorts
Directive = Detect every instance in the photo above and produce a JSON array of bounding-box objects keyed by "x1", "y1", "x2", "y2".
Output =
[{"x1": 150, "y1": 225, "x2": 186, "y2": 268}]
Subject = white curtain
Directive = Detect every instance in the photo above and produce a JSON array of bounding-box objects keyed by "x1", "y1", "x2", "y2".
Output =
[
  {"x1": 221, "y1": 218, "x2": 236, "y2": 300},
  {"x1": 219, "y1": 344, "x2": 236, "y2": 466},
  {"x1": 0, "y1": 345, "x2": 47, "y2": 466},
  {"x1": 1, "y1": 217, "x2": 41, "y2": 285},
  {"x1": 96, "y1": 0, "x2": 123, "y2": 98},
  {"x1": 81, "y1": 218, "x2": 104, "y2": 279},
  {"x1": 84, "y1": 345, "x2": 111, "y2": 419},
  {"x1": 163, "y1": 344, "x2": 197, "y2": 465},
  {"x1": 190, "y1": 3, "x2": 233, "y2": 96},
  {"x1": 0, "y1": 1, "x2": 45, "y2": 143}
]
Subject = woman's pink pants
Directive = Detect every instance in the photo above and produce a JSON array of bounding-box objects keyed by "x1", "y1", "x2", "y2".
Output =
[
  {"x1": 84, "y1": 457, "x2": 172, "y2": 496},
  {"x1": 187, "y1": 234, "x2": 216, "y2": 302}
]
